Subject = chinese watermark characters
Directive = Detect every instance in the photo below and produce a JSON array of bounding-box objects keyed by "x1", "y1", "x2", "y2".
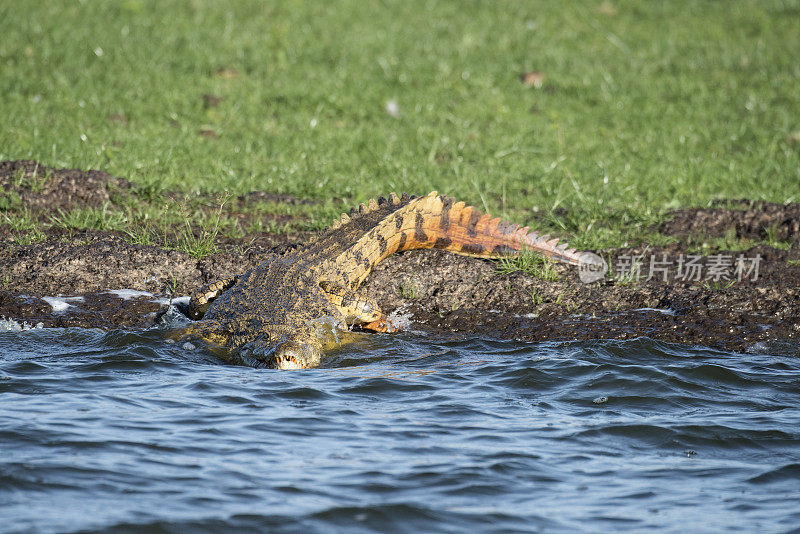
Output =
[
  {"x1": 613, "y1": 253, "x2": 761, "y2": 283},
  {"x1": 578, "y1": 252, "x2": 763, "y2": 284}
]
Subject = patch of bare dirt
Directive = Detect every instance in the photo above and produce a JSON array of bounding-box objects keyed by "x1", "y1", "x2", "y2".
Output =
[
  {"x1": 0, "y1": 160, "x2": 132, "y2": 213},
  {"x1": 1, "y1": 162, "x2": 799, "y2": 354},
  {"x1": 660, "y1": 200, "x2": 800, "y2": 242}
]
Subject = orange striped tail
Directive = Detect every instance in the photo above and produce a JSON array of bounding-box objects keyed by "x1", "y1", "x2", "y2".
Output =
[
  {"x1": 326, "y1": 191, "x2": 590, "y2": 289},
  {"x1": 389, "y1": 191, "x2": 585, "y2": 265}
]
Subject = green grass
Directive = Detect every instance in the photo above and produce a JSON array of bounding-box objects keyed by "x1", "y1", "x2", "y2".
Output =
[
  {"x1": 702, "y1": 279, "x2": 737, "y2": 291},
  {"x1": 121, "y1": 195, "x2": 229, "y2": 258},
  {"x1": 764, "y1": 224, "x2": 793, "y2": 250},
  {"x1": 49, "y1": 203, "x2": 129, "y2": 232},
  {"x1": 399, "y1": 281, "x2": 420, "y2": 300},
  {"x1": 1, "y1": 208, "x2": 45, "y2": 245},
  {"x1": 10, "y1": 163, "x2": 50, "y2": 192},
  {"x1": 174, "y1": 193, "x2": 228, "y2": 259},
  {"x1": 1, "y1": 0, "x2": 799, "y2": 248},
  {"x1": 0, "y1": 187, "x2": 23, "y2": 211},
  {"x1": 497, "y1": 251, "x2": 561, "y2": 281}
]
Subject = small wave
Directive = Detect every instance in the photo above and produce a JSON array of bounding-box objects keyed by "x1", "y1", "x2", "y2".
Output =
[
  {"x1": 0, "y1": 331, "x2": 799, "y2": 532},
  {"x1": 748, "y1": 463, "x2": 800, "y2": 484}
]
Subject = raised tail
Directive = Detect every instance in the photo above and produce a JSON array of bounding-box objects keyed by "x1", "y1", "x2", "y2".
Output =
[
  {"x1": 395, "y1": 191, "x2": 585, "y2": 265},
  {"x1": 325, "y1": 191, "x2": 588, "y2": 289}
]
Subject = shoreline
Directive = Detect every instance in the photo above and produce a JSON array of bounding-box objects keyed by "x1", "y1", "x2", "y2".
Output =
[{"x1": 1, "y1": 161, "x2": 799, "y2": 352}]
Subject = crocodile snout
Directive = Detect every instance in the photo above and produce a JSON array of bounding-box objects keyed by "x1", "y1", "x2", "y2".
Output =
[{"x1": 274, "y1": 340, "x2": 320, "y2": 370}]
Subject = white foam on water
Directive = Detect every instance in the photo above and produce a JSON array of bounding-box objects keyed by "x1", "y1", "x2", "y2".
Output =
[
  {"x1": 387, "y1": 304, "x2": 415, "y2": 331},
  {"x1": 41, "y1": 296, "x2": 84, "y2": 313},
  {"x1": 105, "y1": 289, "x2": 154, "y2": 300},
  {"x1": 150, "y1": 296, "x2": 191, "y2": 307},
  {"x1": 155, "y1": 304, "x2": 193, "y2": 328},
  {"x1": 0, "y1": 318, "x2": 44, "y2": 331},
  {"x1": 0, "y1": 318, "x2": 23, "y2": 331}
]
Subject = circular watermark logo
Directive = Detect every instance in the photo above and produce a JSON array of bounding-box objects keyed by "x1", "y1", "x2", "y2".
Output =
[{"x1": 578, "y1": 252, "x2": 608, "y2": 284}]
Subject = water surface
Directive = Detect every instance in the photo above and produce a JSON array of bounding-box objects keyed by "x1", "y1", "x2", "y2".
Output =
[{"x1": 1, "y1": 325, "x2": 799, "y2": 533}]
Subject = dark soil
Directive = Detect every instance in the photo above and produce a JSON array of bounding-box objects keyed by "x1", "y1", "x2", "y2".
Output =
[
  {"x1": 661, "y1": 199, "x2": 800, "y2": 242},
  {"x1": 2, "y1": 161, "x2": 799, "y2": 354},
  {"x1": 0, "y1": 160, "x2": 132, "y2": 213}
]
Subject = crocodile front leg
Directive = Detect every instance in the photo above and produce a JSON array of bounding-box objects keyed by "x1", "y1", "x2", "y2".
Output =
[
  {"x1": 318, "y1": 280, "x2": 399, "y2": 333},
  {"x1": 187, "y1": 275, "x2": 239, "y2": 319}
]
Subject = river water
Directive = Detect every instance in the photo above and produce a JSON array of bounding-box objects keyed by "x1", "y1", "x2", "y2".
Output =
[{"x1": 1, "y1": 323, "x2": 799, "y2": 533}]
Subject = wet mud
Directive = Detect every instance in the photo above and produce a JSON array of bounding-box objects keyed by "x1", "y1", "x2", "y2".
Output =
[{"x1": 1, "y1": 161, "x2": 799, "y2": 353}]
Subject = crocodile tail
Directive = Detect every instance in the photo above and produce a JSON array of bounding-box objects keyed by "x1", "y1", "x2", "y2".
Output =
[
  {"x1": 333, "y1": 191, "x2": 586, "y2": 288},
  {"x1": 386, "y1": 191, "x2": 585, "y2": 265}
]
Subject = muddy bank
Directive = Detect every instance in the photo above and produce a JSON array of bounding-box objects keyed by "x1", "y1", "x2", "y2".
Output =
[{"x1": 1, "y1": 161, "x2": 799, "y2": 353}]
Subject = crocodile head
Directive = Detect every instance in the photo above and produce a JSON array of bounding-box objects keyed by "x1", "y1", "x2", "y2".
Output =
[
  {"x1": 240, "y1": 325, "x2": 324, "y2": 370},
  {"x1": 179, "y1": 319, "x2": 336, "y2": 369}
]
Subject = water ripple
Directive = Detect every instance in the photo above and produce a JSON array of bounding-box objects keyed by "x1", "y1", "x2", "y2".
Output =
[{"x1": 0, "y1": 332, "x2": 799, "y2": 532}]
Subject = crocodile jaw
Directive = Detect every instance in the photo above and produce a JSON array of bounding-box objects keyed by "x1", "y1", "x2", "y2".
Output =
[
  {"x1": 179, "y1": 319, "x2": 329, "y2": 369},
  {"x1": 276, "y1": 359, "x2": 304, "y2": 370},
  {"x1": 273, "y1": 340, "x2": 322, "y2": 369}
]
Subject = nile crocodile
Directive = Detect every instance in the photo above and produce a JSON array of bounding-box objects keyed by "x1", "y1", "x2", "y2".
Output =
[{"x1": 181, "y1": 191, "x2": 589, "y2": 369}]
